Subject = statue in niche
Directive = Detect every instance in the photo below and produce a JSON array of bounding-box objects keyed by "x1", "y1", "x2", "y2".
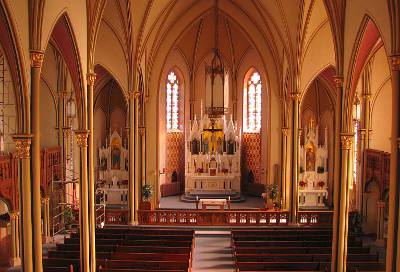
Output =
[
  {"x1": 100, "y1": 157, "x2": 107, "y2": 171},
  {"x1": 111, "y1": 147, "x2": 121, "y2": 170},
  {"x1": 306, "y1": 145, "x2": 316, "y2": 172}
]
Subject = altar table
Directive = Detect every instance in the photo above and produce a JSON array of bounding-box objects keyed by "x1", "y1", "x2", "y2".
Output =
[{"x1": 197, "y1": 198, "x2": 231, "y2": 210}]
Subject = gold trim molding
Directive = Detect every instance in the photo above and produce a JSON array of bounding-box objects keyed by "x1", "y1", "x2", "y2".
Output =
[
  {"x1": 391, "y1": 55, "x2": 400, "y2": 71},
  {"x1": 9, "y1": 211, "x2": 19, "y2": 220},
  {"x1": 87, "y1": 73, "x2": 97, "y2": 86},
  {"x1": 340, "y1": 133, "x2": 354, "y2": 150},
  {"x1": 74, "y1": 130, "x2": 89, "y2": 147},
  {"x1": 30, "y1": 51, "x2": 44, "y2": 68},
  {"x1": 12, "y1": 134, "x2": 33, "y2": 159}
]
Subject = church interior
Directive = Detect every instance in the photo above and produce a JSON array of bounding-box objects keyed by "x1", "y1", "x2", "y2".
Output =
[{"x1": 0, "y1": 0, "x2": 399, "y2": 271}]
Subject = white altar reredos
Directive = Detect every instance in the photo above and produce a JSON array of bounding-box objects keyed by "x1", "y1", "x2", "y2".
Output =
[
  {"x1": 185, "y1": 114, "x2": 241, "y2": 195},
  {"x1": 299, "y1": 119, "x2": 328, "y2": 208},
  {"x1": 96, "y1": 131, "x2": 129, "y2": 205}
]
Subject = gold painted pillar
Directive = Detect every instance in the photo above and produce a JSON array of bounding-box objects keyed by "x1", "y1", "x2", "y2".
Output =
[
  {"x1": 58, "y1": 91, "x2": 67, "y2": 179},
  {"x1": 12, "y1": 134, "x2": 33, "y2": 272},
  {"x1": 9, "y1": 211, "x2": 21, "y2": 266},
  {"x1": 139, "y1": 127, "x2": 146, "y2": 194},
  {"x1": 376, "y1": 201, "x2": 386, "y2": 244},
  {"x1": 43, "y1": 197, "x2": 51, "y2": 241},
  {"x1": 128, "y1": 91, "x2": 136, "y2": 224},
  {"x1": 134, "y1": 91, "x2": 140, "y2": 216},
  {"x1": 30, "y1": 50, "x2": 43, "y2": 272},
  {"x1": 289, "y1": 92, "x2": 300, "y2": 224},
  {"x1": 386, "y1": 54, "x2": 400, "y2": 272},
  {"x1": 87, "y1": 72, "x2": 97, "y2": 271},
  {"x1": 281, "y1": 127, "x2": 289, "y2": 209},
  {"x1": 75, "y1": 130, "x2": 90, "y2": 272},
  {"x1": 330, "y1": 75, "x2": 354, "y2": 272}
]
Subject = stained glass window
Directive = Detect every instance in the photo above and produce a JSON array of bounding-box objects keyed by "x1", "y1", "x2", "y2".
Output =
[
  {"x1": 244, "y1": 71, "x2": 262, "y2": 132},
  {"x1": 166, "y1": 71, "x2": 179, "y2": 131}
]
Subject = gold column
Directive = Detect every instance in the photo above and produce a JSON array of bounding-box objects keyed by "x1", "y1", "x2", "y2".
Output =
[
  {"x1": 58, "y1": 91, "x2": 67, "y2": 179},
  {"x1": 281, "y1": 127, "x2": 289, "y2": 209},
  {"x1": 289, "y1": 92, "x2": 300, "y2": 224},
  {"x1": 13, "y1": 134, "x2": 33, "y2": 272},
  {"x1": 87, "y1": 72, "x2": 97, "y2": 271},
  {"x1": 63, "y1": 127, "x2": 72, "y2": 203},
  {"x1": 43, "y1": 197, "x2": 51, "y2": 242},
  {"x1": 9, "y1": 211, "x2": 21, "y2": 266},
  {"x1": 376, "y1": 201, "x2": 386, "y2": 245},
  {"x1": 331, "y1": 133, "x2": 354, "y2": 272},
  {"x1": 128, "y1": 91, "x2": 136, "y2": 224},
  {"x1": 75, "y1": 130, "x2": 90, "y2": 272},
  {"x1": 386, "y1": 54, "x2": 400, "y2": 272},
  {"x1": 139, "y1": 127, "x2": 146, "y2": 192},
  {"x1": 30, "y1": 50, "x2": 43, "y2": 272},
  {"x1": 134, "y1": 91, "x2": 140, "y2": 217}
]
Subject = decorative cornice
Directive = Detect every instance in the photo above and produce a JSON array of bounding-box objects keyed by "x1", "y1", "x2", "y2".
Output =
[
  {"x1": 289, "y1": 92, "x2": 301, "y2": 101},
  {"x1": 391, "y1": 55, "x2": 400, "y2": 71},
  {"x1": 12, "y1": 134, "x2": 33, "y2": 159},
  {"x1": 30, "y1": 51, "x2": 44, "y2": 68},
  {"x1": 74, "y1": 130, "x2": 89, "y2": 147},
  {"x1": 340, "y1": 133, "x2": 354, "y2": 150},
  {"x1": 333, "y1": 76, "x2": 343, "y2": 88},
  {"x1": 87, "y1": 73, "x2": 97, "y2": 86}
]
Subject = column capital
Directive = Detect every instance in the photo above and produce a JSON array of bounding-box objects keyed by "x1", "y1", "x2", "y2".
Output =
[
  {"x1": 333, "y1": 76, "x2": 344, "y2": 88},
  {"x1": 30, "y1": 51, "x2": 44, "y2": 68},
  {"x1": 289, "y1": 92, "x2": 301, "y2": 101},
  {"x1": 281, "y1": 127, "x2": 289, "y2": 136},
  {"x1": 340, "y1": 133, "x2": 354, "y2": 150},
  {"x1": 128, "y1": 90, "x2": 141, "y2": 100},
  {"x1": 138, "y1": 127, "x2": 146, "y2": 135},
  {"x1": 58, "y1": 90, "x2": 68, "y2": 99},
  {"x1": 12, "y1": 134, "x2": 33, "y2": 159},
  {"x1": 86, "y1": 72, "x2": 97, "y2": 86},
  {"x1": 9, "y1": 211, "x2": 20, "y2": 219},
  {"x1": 390, "y1": 54, "x2": 400, "y2": 71},
  {"x1": 63, "y1": 126, "x2": 72, "y2": 137},
  {"x1": 74, "y1": 130, "x2": 89, "y2": 147}
]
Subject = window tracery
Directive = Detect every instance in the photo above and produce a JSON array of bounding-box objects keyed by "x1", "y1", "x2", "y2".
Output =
[
  {"x1": 166, "y1": 71, "x2": 179, "y2": 131},
  {"x1": 244, "y1": 71, "x2": 262, "y2": 133}
]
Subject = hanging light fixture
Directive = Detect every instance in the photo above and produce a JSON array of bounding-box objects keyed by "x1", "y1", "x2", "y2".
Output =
[
  {"x1": 66, "y1": 92, "x2": 76, "y2": 118},
  {"x1": 205, "y1": 0, "x2": 226, "y2": 119}
]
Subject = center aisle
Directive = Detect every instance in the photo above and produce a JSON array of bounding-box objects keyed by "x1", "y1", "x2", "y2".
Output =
[{"x1": 192, "y1": 230, "x2": 235, "y2": 272}]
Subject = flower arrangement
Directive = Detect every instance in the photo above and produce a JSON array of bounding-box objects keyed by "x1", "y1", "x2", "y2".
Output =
[
  {"x1": 265, "y1": 184, "x2": 279, "y2": 201},
  {"x1": 299, "y1": 181, "x2": 307, "y2": 188},
  {"x1": 317, "y1": 166, "x2": 325, "y2": 173},
  {"x1": 317, "y1": 181, "x2": 325, "y2": 188}
]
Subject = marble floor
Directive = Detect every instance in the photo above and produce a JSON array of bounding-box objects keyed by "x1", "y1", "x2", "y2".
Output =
[
  {"x1": 192, "y1": 230, "x2": 235, "y2": 272},
  {"x1": 159, "y1": 195, "x2": 265, "y2": 209}
]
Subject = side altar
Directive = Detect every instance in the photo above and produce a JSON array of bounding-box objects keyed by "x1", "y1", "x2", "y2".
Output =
[
  {"x1": 185, "y1": 114, "x2": 241, "y2": 195},
  {"x1": 299, "y1": 119, "x2": 329, "y2": 208}
]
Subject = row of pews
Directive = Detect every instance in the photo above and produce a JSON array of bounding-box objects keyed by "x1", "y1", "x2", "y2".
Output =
[
  {"x1": 44, "y1": 227, "x2": 195, "y2": 272},
  {"x1": 231, "y1": 227, "x2": 385, "y2": 271}
]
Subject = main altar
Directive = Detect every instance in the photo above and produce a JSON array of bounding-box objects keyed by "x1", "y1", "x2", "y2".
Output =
[
  {"x1": 185, "y1": 114, "x2": 241, "y2": 195},
  {"x1": 299, "y1": 119, "x2": 329, "y2": 208}
]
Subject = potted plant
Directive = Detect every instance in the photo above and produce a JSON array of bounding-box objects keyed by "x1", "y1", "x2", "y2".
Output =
[
  {"x1": 64, "y1": 205, "x2": 74, "y2": 230},
  {"x1": 140, "y1": 184, "x2": 153, "y2": 210},
  {"x1": 265, "y1": 184, "x2": 279, "y2": 210}
]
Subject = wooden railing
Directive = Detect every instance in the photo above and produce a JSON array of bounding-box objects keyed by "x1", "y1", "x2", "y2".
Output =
[
  {"x1": 138, "y1": 209, "x2": 289, "y2": 226},
  {"x1": 298, "y1": 210, "x2": 333, "y2": 225},
  {"x1": 104, "y1": 209, "x2": 129, "y2": 224}
]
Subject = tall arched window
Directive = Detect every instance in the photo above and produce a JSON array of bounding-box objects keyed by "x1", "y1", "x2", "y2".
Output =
[
  {"x1": 166, "y1": 71, "x2": 179, "y2": 131},
  {"x1": 244, "y1": 71, "x2": 262, "y2": 132}
]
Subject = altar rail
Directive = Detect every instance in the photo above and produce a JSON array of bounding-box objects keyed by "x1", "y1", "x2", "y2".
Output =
[{"x1": 138, "y1": 209, "x2": 289, "y2": 226}]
